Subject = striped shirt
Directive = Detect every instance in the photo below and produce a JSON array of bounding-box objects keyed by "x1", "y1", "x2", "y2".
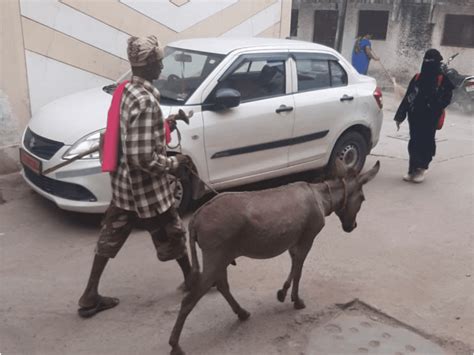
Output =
[{"x1": 111, "y1": 76, "x2": 178, "y2": 218}]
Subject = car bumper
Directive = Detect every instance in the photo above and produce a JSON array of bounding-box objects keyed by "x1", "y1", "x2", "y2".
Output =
[
  {"x1": 371, "y1": 110, "x2": 383, "y2": 148},
  {"x1": 20, "y1": 144, "x2": 111, "y2": 213}
]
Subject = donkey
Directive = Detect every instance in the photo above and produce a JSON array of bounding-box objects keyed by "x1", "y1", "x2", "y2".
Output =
[{"x1": 169, "y1": 161, "x2": 380, "y2": 355}]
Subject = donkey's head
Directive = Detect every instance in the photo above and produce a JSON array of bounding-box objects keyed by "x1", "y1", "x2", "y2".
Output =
[{"x1": 333, "y1": 160, "x2": 380, "y2": 233}]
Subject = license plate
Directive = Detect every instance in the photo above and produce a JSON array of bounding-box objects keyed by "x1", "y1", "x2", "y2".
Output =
[{"x1": 20, "y1": 148, "x2": 42, "y2": 174}]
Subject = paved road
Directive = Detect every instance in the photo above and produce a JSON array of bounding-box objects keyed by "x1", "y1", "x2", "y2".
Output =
[{"x1": 1, "y1": 93, "x2": 473, "y2": 354}]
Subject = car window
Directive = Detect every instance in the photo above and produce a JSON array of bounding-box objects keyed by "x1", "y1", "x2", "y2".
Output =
[
  {"x1": 215, "y1": 58, "x2": 286, "y2": 102},
  {"x1": 330, "y1": 60, "x2": 348, "y2": 87},
  {"x1": 296, "y1": 58, "x2": 330, "y2": 92}
]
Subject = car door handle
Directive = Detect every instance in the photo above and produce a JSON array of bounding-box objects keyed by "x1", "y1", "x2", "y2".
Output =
[
  {"x1": 340, "y1": 95, "x2": 354, "y2": 102},
  {"x1": 275, "y1": 105, "x2": 294, "y2": 113}
]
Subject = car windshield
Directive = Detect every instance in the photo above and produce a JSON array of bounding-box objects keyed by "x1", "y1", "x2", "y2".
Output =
[
  {"x1": 112, "y1": 47, "x2": 225, "y2": 105},
  {"x1": 156, "y1": 47, "x2": 224, "y2": 105}
]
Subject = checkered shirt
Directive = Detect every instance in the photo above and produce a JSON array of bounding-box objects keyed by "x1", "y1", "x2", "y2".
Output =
[{"x1": 110, "y1": 76, "x2": 178, "y2": 218}]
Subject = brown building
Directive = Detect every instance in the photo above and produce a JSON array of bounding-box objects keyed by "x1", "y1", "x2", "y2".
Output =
[{"x1": 291, "y1": 0, "x2": 474, "y2": 87}]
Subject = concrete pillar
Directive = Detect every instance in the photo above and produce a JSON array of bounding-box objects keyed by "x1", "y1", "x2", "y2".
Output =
[{"x1": 0, "y1": 0, "x2": 30, "y2": 174}]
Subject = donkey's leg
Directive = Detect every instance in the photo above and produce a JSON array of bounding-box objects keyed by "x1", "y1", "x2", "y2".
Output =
[
  {"x1": 277, "y1": 249, "x2": 296, "y2": 302},
  {"x1": 290, "y1": 242, "x2": 313, "y2": 310},
  {"x1": 216, "y1": 269, "x2": 250, "y2": 321},
  {"x1": 169, "y1": 261, "x2": 221, "y2": 355}
]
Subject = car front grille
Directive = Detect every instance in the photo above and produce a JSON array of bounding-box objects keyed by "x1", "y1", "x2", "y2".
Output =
[
  {"x1": 23, "y1": 166, "x2": 97, "y2": 202},
  {"x1": 23, "y1": 128, "x2": 64, "y2": 160}
]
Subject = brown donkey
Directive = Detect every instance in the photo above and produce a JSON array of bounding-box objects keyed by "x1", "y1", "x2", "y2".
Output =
[{"x1": 169, "y1": 161, "x2": 380, "y2": 355}]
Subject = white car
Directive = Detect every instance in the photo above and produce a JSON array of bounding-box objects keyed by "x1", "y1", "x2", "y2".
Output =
[{"x1": 20, "y1": 37, "x2": 383, "y2": 214}]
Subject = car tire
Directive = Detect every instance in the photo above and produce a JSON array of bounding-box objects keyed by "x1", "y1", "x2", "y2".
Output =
[
  {"x1": 168, "y1": 173, "x2": 192, "y2": 216},
  {"x1": 328, "y1": 131, "x2": 368, "y2": 174}
]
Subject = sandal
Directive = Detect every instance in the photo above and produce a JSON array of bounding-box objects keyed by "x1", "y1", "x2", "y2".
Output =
[{"x1": 78, "y1": 296, "x2": 120, "y2": 318}]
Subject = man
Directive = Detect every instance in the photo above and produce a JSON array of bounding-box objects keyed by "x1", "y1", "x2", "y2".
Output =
[
  {"x1": 351, "y1": 34, "x2": 379, "y2": 75},
  {"x1": 78, "y1": 35, "x2": 192, "y2": 318}
]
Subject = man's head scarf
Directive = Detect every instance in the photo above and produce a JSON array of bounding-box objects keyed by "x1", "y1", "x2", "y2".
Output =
[{"x1": 127, "y1": 35, "x2": 164, "y2": 67}]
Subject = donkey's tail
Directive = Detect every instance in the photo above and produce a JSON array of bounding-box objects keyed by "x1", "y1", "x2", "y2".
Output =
[{"x1": 188, "y1": 218, "x2": 201, "y2": 287}]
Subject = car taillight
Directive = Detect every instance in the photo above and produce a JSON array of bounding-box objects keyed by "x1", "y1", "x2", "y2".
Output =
[
  {"x1": 464, "y1": 79, "x2": 474, "y2": 88},
  {"x1": 373, "y1": 87, "x2": 383, "y2": 109}
]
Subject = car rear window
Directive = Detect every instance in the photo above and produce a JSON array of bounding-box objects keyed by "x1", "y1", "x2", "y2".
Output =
[
  {"x1": 296, "y1": 59, "x2": 330, "y2": 91},
  {"x1": 294, "y1": 53, "x2": 348, "y2": 92},
  {"x1": 330, "y1": 60, "x2": 348, "y2": 87}
]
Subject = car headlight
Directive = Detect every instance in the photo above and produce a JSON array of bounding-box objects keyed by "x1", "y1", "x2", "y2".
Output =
[{"x1": 63, "y1": 129, "x2": 104, "y2": 160}]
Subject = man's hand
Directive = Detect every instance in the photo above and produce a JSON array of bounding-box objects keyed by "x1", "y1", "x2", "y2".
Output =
[
  {"x1": 166, "y1": 116, "x2": 177, "y2": 132},
  {"x1": 166, "y1": 110, "x2": 193, "y2": 133}
]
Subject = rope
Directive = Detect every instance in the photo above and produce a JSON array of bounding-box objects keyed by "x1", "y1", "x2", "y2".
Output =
[
  {"x1": 167, "y1": 125, "x2": 220, "y2": 196},
  {"x1": 185, "y1": 165, "x2": 219, "y2": 196},
  {"x1": 166, "y1": 127, "x2": 182, "y2": 150}
]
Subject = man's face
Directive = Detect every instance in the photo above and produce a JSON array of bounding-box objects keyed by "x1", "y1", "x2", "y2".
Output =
[{"x1": 146, "y1": 56, "x2": 163, "y2": 81}]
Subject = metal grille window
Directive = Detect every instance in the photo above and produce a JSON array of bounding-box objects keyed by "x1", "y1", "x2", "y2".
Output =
[
  {"x1": 357, "y1": 10, "x2": 389, "y2": 40},
  {"x1": 442, "y1": 15, "x2": 474, "y2": 48}
]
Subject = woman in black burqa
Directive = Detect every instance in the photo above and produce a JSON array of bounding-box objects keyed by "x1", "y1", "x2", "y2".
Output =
[{"x1": 394, "y1": 49, "x2": 454, "y2": 183}]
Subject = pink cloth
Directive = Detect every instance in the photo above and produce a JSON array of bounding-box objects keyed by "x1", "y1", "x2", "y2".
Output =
[
  {"x1": 101, "y1": 81, "x2": 129, "y2": 172},
  {"x1": 165, "y1": 121, "x2": 171, "y2": 145},
  {"x1": 102, "y1": 80, "x2": 172, "y2": 173}
]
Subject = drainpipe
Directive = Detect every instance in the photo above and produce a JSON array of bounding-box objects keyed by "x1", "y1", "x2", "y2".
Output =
[
  {"x1": 335, "y1": 0, "x2": 348, "y2": 52},
  {"x1": 429, "y1": 0, "x2": 437, "y2": 24},
  {"x1": 392, "y1": 0, "x2": 401, "y2": 22}
]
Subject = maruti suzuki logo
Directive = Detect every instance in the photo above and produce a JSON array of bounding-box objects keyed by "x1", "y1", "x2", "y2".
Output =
[{"x1": 29, "y1": 136, "x2": 36, "y2": 149}]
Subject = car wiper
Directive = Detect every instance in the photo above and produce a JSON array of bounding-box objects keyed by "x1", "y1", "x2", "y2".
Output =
[
  {"x1": 102, "y1": 83, "x2": 118, "y2": 95},
  {"x1": 160, "y1": 95, "x2": 185, "y2": 103}
]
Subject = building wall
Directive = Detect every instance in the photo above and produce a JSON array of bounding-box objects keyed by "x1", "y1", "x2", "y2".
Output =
[
  {"x1": 0, "y1": 0, "x2": 292, "y2": 174},
  {"x1": 293, "y1": 0, "x2": 474, "y2": 89}
]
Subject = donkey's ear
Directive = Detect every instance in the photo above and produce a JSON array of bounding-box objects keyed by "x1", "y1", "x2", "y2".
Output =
[
  {"x1": 333, "y1": 158, "x2": 347, "y2": 178},
  {"x1": 358, "y1": 161, "x2": 380, "y2": 185}
]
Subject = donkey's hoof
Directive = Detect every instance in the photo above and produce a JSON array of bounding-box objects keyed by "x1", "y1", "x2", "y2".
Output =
[
  {"x1": 170, "y1": 345, "x2": 185, "y2": 355},
  {"x1": 293, "y1": 299, "x2": 306, "y2": 310},
  {"x1": 277, "y1": 289, "x2": 286, "y2": 302},
  {"x1": 238, "y1": 309, "x2": 251, "y2": 321}
]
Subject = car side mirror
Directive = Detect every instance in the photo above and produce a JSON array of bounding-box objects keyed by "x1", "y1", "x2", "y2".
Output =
[{"x1": 214, "y1": 88, "x2": 241, "y2": 110}]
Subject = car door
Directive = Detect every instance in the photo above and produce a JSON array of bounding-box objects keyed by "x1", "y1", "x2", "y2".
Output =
[
  {"x1": 202, "y1": 53, "x2": 295, "y2": 184},
  {"x1": 288, "y1": 52, "x2": 357, "y2": 166}
]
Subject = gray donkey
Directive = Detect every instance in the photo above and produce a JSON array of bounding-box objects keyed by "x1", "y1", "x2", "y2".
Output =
[{"x1": 169, "y1": 161, "x2": 380, "y2": 355}]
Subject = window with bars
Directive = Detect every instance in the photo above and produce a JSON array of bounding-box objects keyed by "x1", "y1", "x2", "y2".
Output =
[
  {"x1": 357, "y1": 10, "x2": 389, "y2": 40},
  {"x1": 442, "y1": 14, "x2": 474, "y2": 48}
]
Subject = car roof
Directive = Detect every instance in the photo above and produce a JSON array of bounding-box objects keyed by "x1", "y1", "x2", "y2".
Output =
[{"x1": 167, "y1": 37, "x2": 336, "y2": 55}]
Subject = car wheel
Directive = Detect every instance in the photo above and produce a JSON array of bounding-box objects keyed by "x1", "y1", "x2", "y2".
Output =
[
  {"x1": 328, "y1": 131, "x2": 368, "y2": 174},
  {"x1": 168, "y1": 173, "x2": 192, "y2": 216}
]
